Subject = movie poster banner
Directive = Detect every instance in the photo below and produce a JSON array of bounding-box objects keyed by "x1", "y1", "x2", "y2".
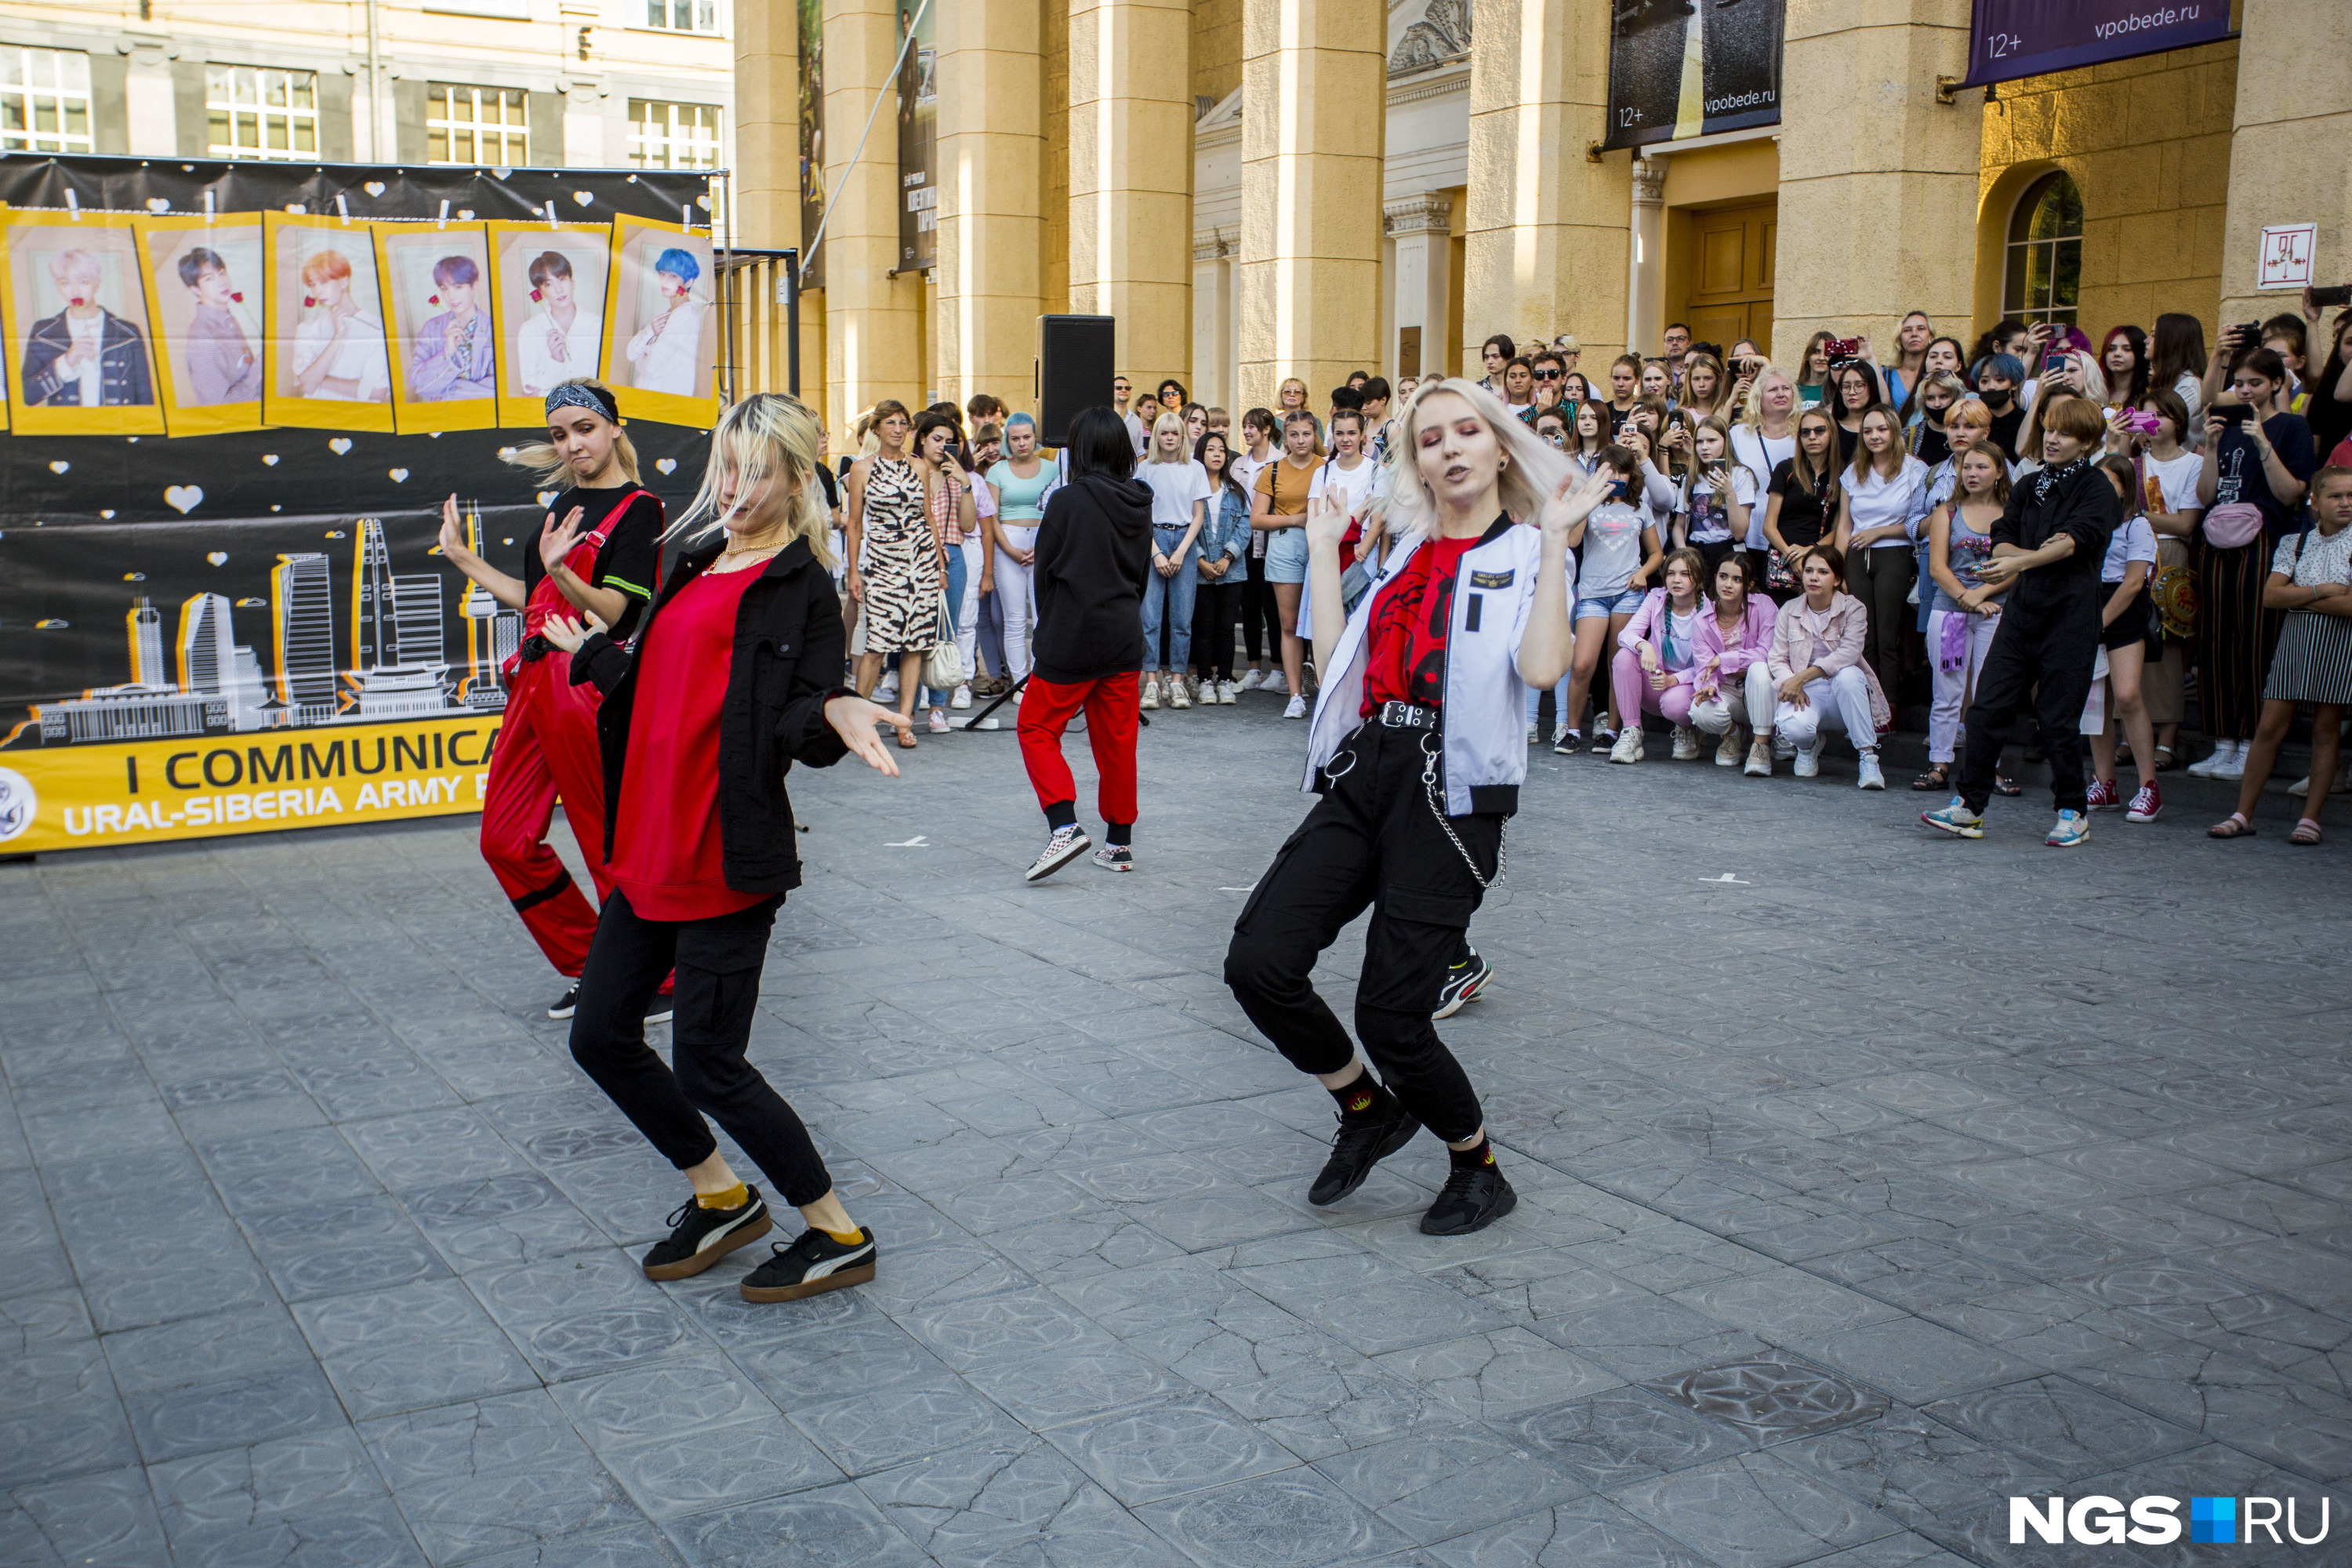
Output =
[
  {"x1": 133, "y1": 214, "x2": 267, "y2": 439},
  {"x1": 1, "y1": 210, "x2": 166, "y2": 437},
  {"x1": 1602, "y1": 0, "x2": 1785, "y2": 151},
  {"x1": 798, "y1": 0, "x2": 826, "y2": 289},
  {"x1": 1960, "y1": 0, "x2": 2232, "y2": 89},
  {"x1": 897, "y1": 0, "x2": 937, "y2": 270}
]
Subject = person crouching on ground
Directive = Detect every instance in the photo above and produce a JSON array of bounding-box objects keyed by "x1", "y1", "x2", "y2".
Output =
[
  {"x1": 1763, "y1": 544, "x2": 1893, "y2": 786},
  {"x1": 1019, "y1": 406, "x2": 1155, "y2": 880},
  {"x1": 1223, "y1": 376, "x2": 1611, "y2": 1237},
  {"x1": 539, "y1": 393, "x2": 912, "y2": 1304},
  {"x1": 1922, "y1": 395, "x2": 2121, "y2": 846}
]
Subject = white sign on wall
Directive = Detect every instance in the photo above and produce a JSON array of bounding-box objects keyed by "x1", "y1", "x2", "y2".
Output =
[{"x1": 2258, "y1": 223, "x2": 2317, "y2": 292}]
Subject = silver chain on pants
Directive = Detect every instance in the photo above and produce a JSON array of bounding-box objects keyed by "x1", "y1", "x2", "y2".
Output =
[{"x1": 1419, "y1": 732, "x2": 1505, "y2": 891}]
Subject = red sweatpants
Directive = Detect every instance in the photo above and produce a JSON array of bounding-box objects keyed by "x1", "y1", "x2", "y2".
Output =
[
  {"x1": 480, "y1": 656, "x2": 611, "y2": 978},
  {"x1": 1018, "y1": 672, "x2": 1140, "y2": 827}
]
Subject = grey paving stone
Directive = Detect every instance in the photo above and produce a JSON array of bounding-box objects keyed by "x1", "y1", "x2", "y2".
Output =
[
  {"x1": 669, "y1": 1480, "x2": 932, "y2": 1567},
  {"x1": 1774, "y1": 1408, "x2": 2063, "y2": 1529},
  {"x1": 5, "y1": 1465, "x2": 173, "y2": 1568},
  {"x1": 1233, "y1": 1252, "x2": 1508, "y2": 1356},
  {"x1": 1644, "y1": 1358, "x2": 1889, "y2": 1441},
  {"x1": 550, "y1": 1349, "x2": 782, "y2": 1447},
  {"x1": 467, "y1": 1252, "x2": 701, "y2": 1381},
  {"x1": 1132, "y1": 1467, "x2": 1413, "y2": 1568},
  {"x1": 1371, "y1": 1327, "x2": 1622, "y2": 1423},
  {"x1": 123, "y1": 1360, "x2": 350, "y2": 1465},
  {"x1": 1044, "y1": 1393, "x2": 1301, "y2": 1505},
  {"x1": 393, "y1": 1463, "x2": 643, "y2": 1564},
  {"x1": 1611, "y1": 1450, "x2": 1902, "y2": 1568},
  {"x1": 1784, "y1": 1318, "x2": 2042, "y2": 1405},
  {"x1": 295, "y1": 1277, "x2": 540, "y2": 1419},
  {"x1": 787, "y1": 1376, "x2": 1031, "y2": 1478},
  {"x1": 149, "y1": 1427, "x2": 387, "y2": 1538},
  {"x1": 168, "y1": 1492, "x2": 430, "y2": 1568},
  {"x1": 1921, "y1": 1374, "x2": 2207, "y2": 1481},
  {"x1": 361, "y1": 1390, "x2": 599, "y2": 1488},
  {"x1": 600, "y1": 1416, "x2": 843, "y2": 1518},
  {"x1": 1316, "y1": 1427, "x2": 1586, "y2": 1544},
  {"x1": 401, "y1": 1171, "x2": 612, "y2": 1272},
  {"x1": 1497, "y1": 1389, "x2": 1752, "y2": 1490}
]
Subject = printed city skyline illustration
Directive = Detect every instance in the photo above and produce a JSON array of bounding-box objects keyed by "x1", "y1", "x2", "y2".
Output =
[{"x1": 13, "y1": 507, "x2": 521, "y2": 748}]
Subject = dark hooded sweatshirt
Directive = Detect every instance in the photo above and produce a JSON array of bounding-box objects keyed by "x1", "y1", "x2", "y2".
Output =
[{"x1": 1030, "y1": 470, "x2": 1153, "y2": 683}]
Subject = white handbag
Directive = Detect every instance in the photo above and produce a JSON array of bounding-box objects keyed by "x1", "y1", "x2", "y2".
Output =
[{"x1": 920, "y1": 588, "x2": 967, "y2": 692}]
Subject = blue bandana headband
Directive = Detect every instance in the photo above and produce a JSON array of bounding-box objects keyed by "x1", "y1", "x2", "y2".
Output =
[{"x1": 546, "y1": 382, "x2": 619, "y2": 425}]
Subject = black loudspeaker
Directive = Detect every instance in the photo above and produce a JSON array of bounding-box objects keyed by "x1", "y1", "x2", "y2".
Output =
[{"x1": 1038, "y1": 314, "x2": 1116, "y2": 445}]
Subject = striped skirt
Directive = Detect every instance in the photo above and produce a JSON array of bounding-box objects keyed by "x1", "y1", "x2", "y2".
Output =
[
  {"x1": 2262, "y1": 610, "x2": 2352, "y2": 706},
  {"x1": 2195, "y1": 539, "x2": 2284, "y2": 739}
]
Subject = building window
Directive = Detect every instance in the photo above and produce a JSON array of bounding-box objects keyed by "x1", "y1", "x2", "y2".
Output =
[
  {"x1": 426, "y1": 85, "x2": 529, "y2": 166},
  {"x1": 627, "y1": 100, "x2": 720, "y2": 169},
  {"x1": 206, "y1": 66, "x2": 319, "y2": 160},
  {"x1": 1, "y1": 48, "x2": 93, "y2": 154},
  {"x1": 642, "y1": 0, "x2": 720, "y2": 31},
  {"x1": 2003, "y1": 171, "x2": 2082, "y2": 328}
]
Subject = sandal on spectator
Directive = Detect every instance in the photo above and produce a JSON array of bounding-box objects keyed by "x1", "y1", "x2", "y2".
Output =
[
  {"x1": 1911, "y1": 765, "x2": 1949, "y2": 792},
  {"x1": 2209, "y1": 812, "x2": 2256, "y2": 840},
  {"x1": 2153, "y1": 745, "x2": 2180, "y2": 772},
  {"x1": 2290, "y1": 818, "x2": 2323, "y2": 846},
  {"x1": 1993, "y1": 775, "x2": 2022, "y2": 797}
]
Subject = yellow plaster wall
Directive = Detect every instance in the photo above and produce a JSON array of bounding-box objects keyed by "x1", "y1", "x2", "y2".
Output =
[
  {"x1": 1043, "y1": 0, "x2": 1071, "y2": 318},
  {"x1": 1973, "y1": 41, "x2": 2238, "y2": 340},
  {"x1": 1194, "y1": 0, "x2": 1243, "y2": 107}
]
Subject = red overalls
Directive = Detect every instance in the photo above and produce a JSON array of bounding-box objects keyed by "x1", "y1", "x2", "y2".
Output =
[{"x1": 480, "y1": 489, "x2": 659, "y2": 977}]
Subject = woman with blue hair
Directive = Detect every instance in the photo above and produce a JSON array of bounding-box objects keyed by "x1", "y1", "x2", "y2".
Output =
[{"x1": 626, "y1": 244, "x2": 706, "y2": 397}]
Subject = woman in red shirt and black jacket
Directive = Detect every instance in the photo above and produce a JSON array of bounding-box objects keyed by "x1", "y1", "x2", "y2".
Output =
[{"x1": 541, "y1": 392, "x2": 912, "y2": 1305}]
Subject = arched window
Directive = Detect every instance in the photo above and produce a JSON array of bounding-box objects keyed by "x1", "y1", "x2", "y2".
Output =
[{"x1": 2003, "y1": 172, "x2": 2082, "y2": 328}]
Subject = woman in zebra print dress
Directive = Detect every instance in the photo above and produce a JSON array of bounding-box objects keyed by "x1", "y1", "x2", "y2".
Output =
[{"x1": 847, "y1": 401, "x2": 947, "y2": 747}]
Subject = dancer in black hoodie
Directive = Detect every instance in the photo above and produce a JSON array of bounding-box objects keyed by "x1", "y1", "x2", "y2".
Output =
[{"x1": 1020, "y1": 405, "x2": 1155, "y2": 879}]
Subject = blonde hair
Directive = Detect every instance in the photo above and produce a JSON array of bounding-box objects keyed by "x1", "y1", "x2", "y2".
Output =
[
  {"x1": 1146, "y1": 409, "x2": 1188, "y2": 462},
  {"x1": 672, "y1": 392, "x2": 835, "y2": 568},
  {"x1": 48, "y1": 249, "x2": 102, "y2": 286},
  {"x1": 1381, "y1": 377, "x2": 1569, "y2": 543},
  {"x1": 1739, "y1": 363, "x2": 1796, "y2": 429},
  {"x1": 500, "y1": 379, "x2": 641, "y2": 488}
]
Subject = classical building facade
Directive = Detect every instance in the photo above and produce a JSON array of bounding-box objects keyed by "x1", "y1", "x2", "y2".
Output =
[
  {"x1": 734, "y1": 0, "x2": 2350, "y2": 439},
  {"x1": 4, "y1": 0, "x2": 732, "y2": 176}
]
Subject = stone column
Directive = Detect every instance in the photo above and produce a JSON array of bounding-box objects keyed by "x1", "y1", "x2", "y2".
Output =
[
  {"x1": 1068, "y1": 0, "x2": 1193, "y2": 394},
  {"x1": 935, "y1": 0, "x2": 1045, "y2": 412},
  {"x1": 1193, "y1": 227, "x2": 1237, "y2": 408},
  {"x1": 1463, "y1": 0, "x2": 1628, "y2": 374},
  {"x1": 1385, "y1": 193, "x2": 1451, "y2": 381},
  {"x1": 1773, "y1": 0, "x2": 1980, "y2": 354},
  {"x1": 823, "y1": 0, "x2": 927, "y2": 429},
  {"x1": 1625, "y1": 154, "x2": 1664, "y2": 357},
  {"x1": 1236, "y1": 0, "x2": 1385, "y2": 412},
  {"x1": 732, "y1": 0, "x2": 795, "y2": 245},
  {"x1": 2216, "y1": 0, "x2": 2352, "y2": 331}
]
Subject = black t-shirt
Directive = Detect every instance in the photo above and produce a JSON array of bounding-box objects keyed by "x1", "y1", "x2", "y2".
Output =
[
  {"x1": 1833, "y1": 419, "x2": 1861, "y2": 470},
  {"x1": 1767, "y1": 459, "x2": 1833, "y2": 549},
  {"x1": 815, "y1": 464, "x2": 841, "y2": 514},
  {"x1": 1986, "y1": 401, "x2": 2026, "y2": 462},
  {"x1": 1913, "y1": 423, "x2": 1951, "y2": 470},
  {"x1": 2210, "y1": 412, "x2": 2318, "y2": 542},
  {"x1": 2304, "y1": 366, "x2": 2352, "y2": 466},
  {"x1": 521, "y1": 484, "x2": 665, "y2": 639}
]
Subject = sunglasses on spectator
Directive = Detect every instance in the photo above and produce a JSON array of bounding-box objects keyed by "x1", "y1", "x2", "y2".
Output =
[{"x1": 1534, "y1": 368, "x2": 1562, "y2": 380}]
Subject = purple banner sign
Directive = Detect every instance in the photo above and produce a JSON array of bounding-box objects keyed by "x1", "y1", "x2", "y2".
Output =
[{"x1": 1962, "y1": 0, "x2": 2233, "y2": 88}]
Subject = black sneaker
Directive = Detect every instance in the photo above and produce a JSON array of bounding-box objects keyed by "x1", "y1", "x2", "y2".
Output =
[
  {"x1": 1091, "y1": 844, "x2": 1134, "y2": 873},
  {"x1": 641, "y1": 1189, "x2": 772, "y2": 1280},
  {"x1": 1421, "y1": 1163, "x2": 1517, "y2": 1236},
  {"x1": 1432, "y1": 951, "x2": 1493, "y2": 1021},
  {"x1": 1552, "y1": 730, "x2": 1584, "y2": 757},
  {"x1": 1308, "y1": 1094, "x2": 1421, "y2": 1206},
  {"x1": 741, "y1": 1227, "x2": 879, "y2": 1303},
  {"x1": 547, "y1": 985, "x2": 580, "y2": 1020},
  {"x1": 1025, "y1": 825, "x2": 1092, "y2": 882}
]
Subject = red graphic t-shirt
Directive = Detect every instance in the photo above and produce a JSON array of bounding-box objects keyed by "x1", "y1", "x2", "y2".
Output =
[
  {"x1": 612, "y1": 564, "x2": 766, "y2": 923},
  {"x1": 1361, "y1": 535, "x2": 1477, "y2": 717}
]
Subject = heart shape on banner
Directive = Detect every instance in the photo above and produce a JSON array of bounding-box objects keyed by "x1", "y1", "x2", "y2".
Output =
[
  {"x1": 655, "y1": 458, "x2": 677, "y2": 474},
  {"x1": 100, "y1": 510, "x2": 114, "y2": 519},
  {"x1": 146, "y1": 198, "x2": 170, "y2": 213},
  {"x1": 208, "y1": 552, "x2": 229, "y2": 566},
  {"x1": 388, "y1": 468, "x2": 410, "y2": 483},
  {"x1": 572, "y1": 191, "x2": 595, "y2": 207},
  {"x1": 329, "y1": 438, "x2": 353, "y2": 454},
  {"x1": 262, "y1": 455, "x2": 280, "y2": 466},
  {"x1": 364, "y1": 181, "x2": 387, "y2": 197},
  {"x1": 48, "y1": 460, "x2": 67, "y2": 474},
  {"x1": 165, "y1": 485, "x2": 204, "y2": 514}
]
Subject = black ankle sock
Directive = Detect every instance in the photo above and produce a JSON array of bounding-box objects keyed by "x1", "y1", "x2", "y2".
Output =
[
  {"x1": 1329, "y1": 1076, "x2": 1389, "y2": 1121},
  {"x1": 1044, "y1": 800, "x2": 1078, "y2": 830},
  {"x1": 1106, "y1": 821, "x2": 1132, "y2": 846},
  {"x1": 1449, "y1": 1135, "x2": 1496, "y2": 1171}
]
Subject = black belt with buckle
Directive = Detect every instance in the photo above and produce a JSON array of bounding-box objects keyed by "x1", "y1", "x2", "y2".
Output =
[{"x1": 1375, "y1": 700, "x2": 1439, "y2": 730}]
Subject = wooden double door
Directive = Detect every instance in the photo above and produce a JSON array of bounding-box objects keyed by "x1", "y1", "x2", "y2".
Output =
[{"x1": 1679, "y1": 199, "x2": 1777, "y2": 360}]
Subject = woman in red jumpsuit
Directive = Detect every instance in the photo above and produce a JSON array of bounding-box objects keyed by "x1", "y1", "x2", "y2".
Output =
[{"x1": 437, "y1": 379, "x2": 665, "y2": 1017}]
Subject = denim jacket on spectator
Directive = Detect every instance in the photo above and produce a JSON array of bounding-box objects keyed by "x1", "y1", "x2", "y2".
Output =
[{"x1": 1196, "y1": 481, "x2": 1253, "y2": 578}]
